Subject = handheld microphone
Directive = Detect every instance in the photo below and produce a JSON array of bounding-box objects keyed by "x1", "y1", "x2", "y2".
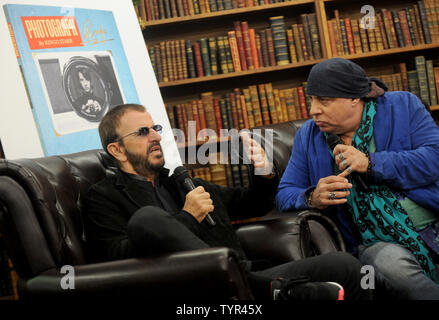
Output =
[
  {"x1": 326, "y1": 133, "x2": 369, "y2": 192},
  {"x1": 173, "y1": 166, "x2": 216, "y2": 227}
]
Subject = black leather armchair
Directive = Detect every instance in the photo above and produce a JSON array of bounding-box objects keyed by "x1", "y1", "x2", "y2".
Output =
[{"x1": 0, "y1": 120, "x2": 345, "y2": 300}]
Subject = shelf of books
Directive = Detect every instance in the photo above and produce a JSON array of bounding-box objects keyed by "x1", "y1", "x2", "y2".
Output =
[{"x1": 133, "y1": 0, "x2": 439, "y2": 175}]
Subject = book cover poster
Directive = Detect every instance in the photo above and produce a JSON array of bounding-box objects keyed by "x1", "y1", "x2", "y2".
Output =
[{"x1": 4, "y1": 4, "x2": 139, "y2": 155}]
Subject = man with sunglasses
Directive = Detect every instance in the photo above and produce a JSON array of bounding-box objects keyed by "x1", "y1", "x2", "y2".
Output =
[{"x1": 83, "y1": 103, "x2": 371, "y2": 300}]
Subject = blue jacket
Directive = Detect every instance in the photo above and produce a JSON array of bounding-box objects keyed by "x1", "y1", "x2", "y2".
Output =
[{"x1": 276, "y1": 91, "x2": 439, "y2": 254}]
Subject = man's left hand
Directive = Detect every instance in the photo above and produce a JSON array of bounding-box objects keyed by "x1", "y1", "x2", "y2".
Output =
[
  {"x1": 240, "y1": 132, "x2": 274, "y2": 178},
  {"x1": 333, "y1": 144, "x2": 368, "y2": 174}
]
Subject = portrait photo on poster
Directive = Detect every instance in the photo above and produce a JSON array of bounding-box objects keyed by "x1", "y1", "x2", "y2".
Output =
[{"x1": 34, "y1": 51, "x2": 125, "y2": 135}]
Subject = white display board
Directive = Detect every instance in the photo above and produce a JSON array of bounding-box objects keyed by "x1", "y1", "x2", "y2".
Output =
[{"x1": 0, "y1": 0, "x2": 182, "y2": 171}]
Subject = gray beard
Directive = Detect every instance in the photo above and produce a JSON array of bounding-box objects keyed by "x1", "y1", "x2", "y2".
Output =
[{"x1": 125, "y1": 143, "x2": 165, "y2": 176}]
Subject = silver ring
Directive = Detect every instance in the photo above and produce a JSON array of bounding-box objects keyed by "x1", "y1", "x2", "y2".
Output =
[
  {"x1": 341, "y1": 159, "x2": 348, "y2": 168},
  {"x1": 338, "y1": 153, "x2": 345, "y2": 161},
  {"x1": 328, "y1": 192, "x2": 336, "y2": 200},
  {"x1": 346, "y1": 166, "x2": 353, "y2": 173}
]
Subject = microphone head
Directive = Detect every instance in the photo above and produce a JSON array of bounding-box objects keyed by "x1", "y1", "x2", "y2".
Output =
[
  {"x1": 173, "y1": 166, "x2": 190, "y2": 183},
  {"x1": 326, "y1": 133, "x2": 342, "y2": 150}
]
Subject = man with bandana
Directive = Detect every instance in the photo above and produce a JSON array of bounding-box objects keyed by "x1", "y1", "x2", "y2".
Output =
[{"x1": 276, "y1": 57, "x2": 439, "y2": 299}]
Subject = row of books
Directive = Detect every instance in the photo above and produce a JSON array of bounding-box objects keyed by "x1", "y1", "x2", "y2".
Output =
[
  {"x1": 328, "y1": 1, "x2": 436, "y2": 57},
  {"x1": 136, "y1": 0, "x2": 294, "y2": 23},
  {"x1": 148, "y1": 15, "x2": 322, "y2": 82},
  {"x1": 166, "y1": 82, "x2": 311, "y2": 140},
  {"x1": 370, "y1": 56, "x2": 439, "y2": 107},
  {"x1": 190, "y1": 161, "x2": 250, "y2": 188}
]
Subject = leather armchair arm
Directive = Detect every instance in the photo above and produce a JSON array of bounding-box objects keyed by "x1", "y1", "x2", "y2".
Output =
[
  {"x1": 236, "y1": 210, "x2": 346, "y2": 267},
  {"x1": 20, "y1": 247, "x2": 253, "y2": 300},
  {"x1": 236, "y1": 213, "x2": 312, "y2": 268}
]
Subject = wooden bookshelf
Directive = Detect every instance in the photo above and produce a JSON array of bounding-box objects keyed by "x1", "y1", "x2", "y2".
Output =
[
  {"x1": 134, "y1": 0, "x2": 439, "y2": 170},
  {"x1": 142, "y1": 0, "x2": 315, "y2": 28}
]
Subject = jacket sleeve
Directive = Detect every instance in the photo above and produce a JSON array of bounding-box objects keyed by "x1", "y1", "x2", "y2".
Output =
[
  {"x1": 276, "y1": 126, "x2": 314, "y2": 212},
  {"x1": 83, "y1": 186, "x2": 135, "y2": 262},
  {"x1": 371, "y1": 93, "x2": 439, "y2": 189}
]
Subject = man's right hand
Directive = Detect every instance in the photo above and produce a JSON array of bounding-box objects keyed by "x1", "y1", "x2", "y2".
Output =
[
  {"x1": 182, "y1": 186, "x2": 214, "y2": 223},
  {"x1": 309, "y1": 169, "x2": 353, "y2": 210}
]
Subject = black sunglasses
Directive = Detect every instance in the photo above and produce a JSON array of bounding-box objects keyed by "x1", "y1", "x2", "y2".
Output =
[{"x1": 115, "y1": 124, "x2": 162, "y2": 143}]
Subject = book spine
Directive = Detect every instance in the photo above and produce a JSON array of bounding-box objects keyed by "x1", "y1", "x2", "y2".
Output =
[
  {"x1": 193, "y1": 41, "x2": 204, "y2": 77},
  {"x1": 367, "y1": 27, "x2": 377, "y2": 51},
  {"x1": 292, "y1": 24, "x2": 304, "y2": 62},
  {"x1": 333, "y1": 9, "x2": 343, "y2": 56},
  {"x1": 201, "y1": 92, "x2": 218, "y2": 133},
  {"x1": 392, "y1": 10, "x2": 406, "y2": 47},
  {"x1": 241, "y1": 21, "x2": 255, "y2": 70},
  {"x1": 286, "y1": 28, "x2": 297, "y2": 63},
  {"x1": 350, "y1": 19, "x2": 363, "y2": 53},
  {"x1": 375, "y1": 13, "x2": 389, "y2": 49},
  {"x1": 418, "y1": 1, "x2": 432, "y2": 43},
  {"x1": 199, "y1": 38, "x2": 212, "y2": 76},
  {"x1": 165, "y1": 41, "x2": 174, "y2": 81},
  {"x1": 269, "y1": 16, "x2": 290, "y2": 65},
  {"x1": 233, "y1": 21, "x2": 248, "y2": 70},
  {"x1": 298, "y1": 24, "x2": 309, "y2": 61},
  {"x1": 415, "y1": 55, "x2": 431, "y2": 104},
  {"x1": 279, "y1": 90, "x2": 289, "y2": 122},
  {"x1": 339, "y1": 19, "x2": 350, "y2": 55},
  {"x1": 273, "y1": 89, "x2": 284, "y2": 123},
  {"x1": 297, "y1": 86, "x2": 309, "y2": 118},
  {"x1": 265, "y1": 28, "x2": 277, "y2": 66},
  {"x1": 344, "y1": 18, "x2": 355, "y2": 54},
  {"x1": 259, "y1": 30, "x2": 270, "y2": 67},
  {"x1": 227, "y1": 31, "x2": 242, "y2": 72},
  {"x1": 434, "y1": 67, "x2": 439, "y2": 106},
  {"x1": 301, "y1": 14, "x2": 315, "y2": 59},
  {"x1": 158, "y1": 0, "x2": 166, "y2": 19},
  {"x1": 219, "y1": 98, "x2": 229, "y2": 131},
  {"x1": 265, "y1": 83, "x2": 279, "y2": 124},
  {"x1": 208, "y1": 37, "x2": 218, "y2": 75},
  {"x1": 405, "y1": 8, "x2": 417, "y2": 45},
  {"x1": 233, "y1": 89, "x2": 245, "y2": 130},
  {"x1": 229, "y1": 92, "x2": 241, "y2": 130},
  {"x1": 308, "y1": 13, "x2": 322, "y2": 59},
  {"x1": 358, "y1": 19, "x2": 370, "y2": 52},
  {"x1": 407, "y1": 70, "x2": 421, "y2": 97},
  {"x1": 255, "y1": 33, "x2": 264, "y2": 69},
  {"x1": 248, "y1": 28, "x2": 260, "y2": 69},
  {"x1": 257, "y1": 84, "x2": 271, "y2": 125},
  {"x1": 239, "y1": 94, "x2": 250, "y2": 128},
  {"x1": 413, "y1": 5, "x2": 426, "y2": 44},
  {"x1": 224, "y1": 95, "x2": 235, "y2": 129},
  {"x1": 213, "y1": 98, "x2": 223, "y2": 136},
  {"x1": 399, "y1": 62, "x2": 409, "y2": 91},
  {"x1": 191, "y1": 100, "x2": 201, "y2": 135},
  {"x1": 426, "y1": 60, "x2": 438, "y2": 105},
  {"x1": 284, "y1": 89, "x2": 296, "y2": 120},
  {"x1": 217, "y1": 36, "x2": 228, "y2": 74},
  {"x1": 242, "y1": 88, "x2": 255, "y2": 128},
  {"x1": 327, "y1": 20, "x2": 337, "y2": 56},
  {"x1": 249, "y1": 85, "x2": 263, "y2": 126},
  {"x1": 398, "y1": 10, "x2": 412, "y2": 46},
  {"x1": 186, "y1": 40, "x2": 197, "y2": 78},
  {"x1": 223, "y1": 36, "x2": 234, "y2": 72}
]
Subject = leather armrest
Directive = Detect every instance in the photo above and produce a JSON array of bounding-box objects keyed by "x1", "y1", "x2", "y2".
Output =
[
  {"x1": 236, "y1": 213, "x2": 312, "y2": 267},
  {"x1": 236, "y1": 210, "x2": 346, "y2": 267},
  {"x1": 20, "y1": 247, "x2": 253, "y2": 300}
]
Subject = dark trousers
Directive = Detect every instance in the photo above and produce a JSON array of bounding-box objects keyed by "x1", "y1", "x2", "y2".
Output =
[{"x1": 127, "y1": 206, "x2": 371, "y2": 300}]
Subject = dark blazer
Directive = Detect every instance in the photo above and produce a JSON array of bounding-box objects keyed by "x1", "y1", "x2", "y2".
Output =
[{"x1": 83, "y1": 167, "x2": 277, "y2": 262}]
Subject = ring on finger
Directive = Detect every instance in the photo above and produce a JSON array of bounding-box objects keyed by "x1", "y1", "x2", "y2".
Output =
[
  {"x1": 341, "y1": 159, "x2": 348, "y2": 168},
  {"x1": 346, "y1": 166, "x2": 353, "y2": 173},
  {"x1": 328, "y1": 191, "x2": 336, "y2": 200},
  {"x1": 338, "y1": 153, "x2": 345, "y2": 161}
]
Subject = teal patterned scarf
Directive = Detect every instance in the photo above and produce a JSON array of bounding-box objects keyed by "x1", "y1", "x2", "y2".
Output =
[{"x1": 326, "y1": 99, "x2": 438, "y2": 283}]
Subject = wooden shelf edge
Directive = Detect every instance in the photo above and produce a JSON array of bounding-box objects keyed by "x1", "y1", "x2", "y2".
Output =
[
  {"x1": 332, "y1": 43, "x2": 439, "y2": 61},
  {"x1": 142, "y1": 0, "x2": 315, "y2": 28},
  {"x1": 430, "y1": 105, "x2": 439, "y2": 111},
  {"x1": 159, "y1": 58, "x2": 325, "y2": 88},
  {"x1": 158, "y1": 43, "x2": 439, "y2": 89}
]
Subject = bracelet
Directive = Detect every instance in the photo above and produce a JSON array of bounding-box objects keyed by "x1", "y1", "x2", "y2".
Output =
[{"x1": 306, "y1": 189, "x2": 315, "y2": 208}]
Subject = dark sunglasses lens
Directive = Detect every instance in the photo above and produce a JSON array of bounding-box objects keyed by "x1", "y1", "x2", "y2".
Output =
[
  {"x1": 153, "y1": 124, "x2": 162, "y2": 134},
  {"x1": 138, "y1": 127, "x2": 150, "y2": 136}
]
